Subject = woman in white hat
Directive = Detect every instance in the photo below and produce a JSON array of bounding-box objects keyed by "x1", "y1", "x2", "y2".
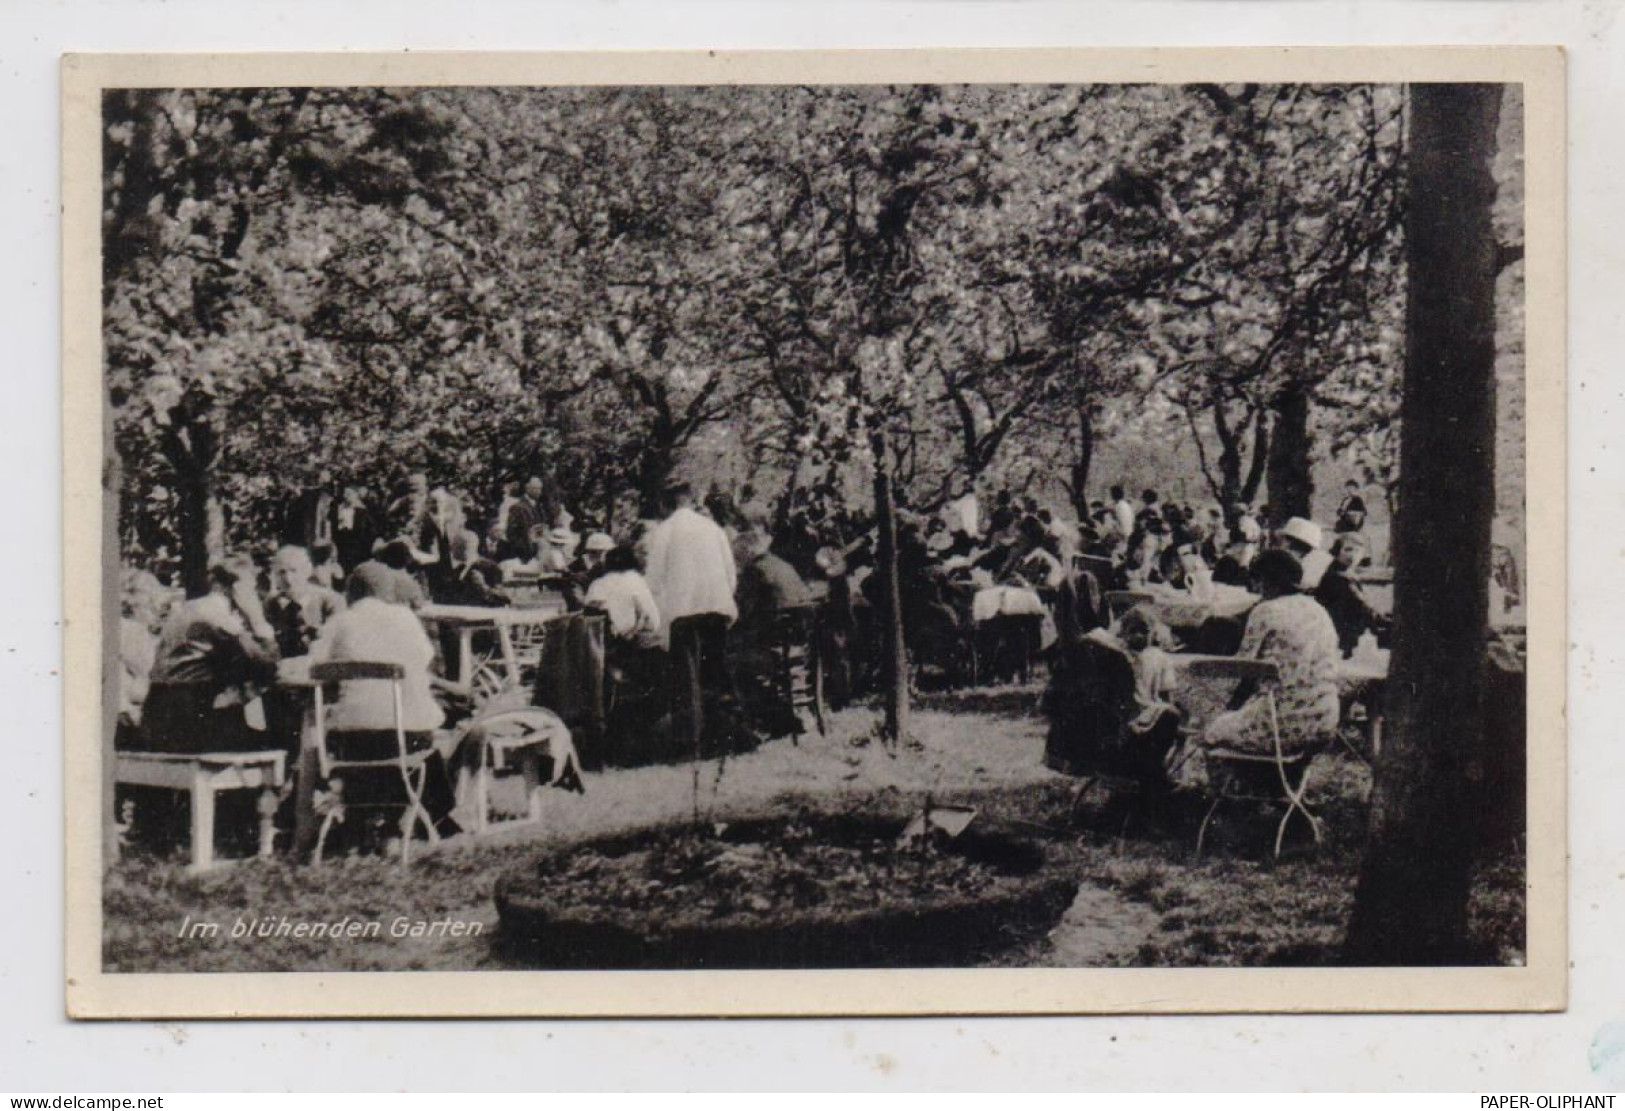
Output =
[{"x1": 1276, "y1": 516, "x2": 1333, "y2": 591}]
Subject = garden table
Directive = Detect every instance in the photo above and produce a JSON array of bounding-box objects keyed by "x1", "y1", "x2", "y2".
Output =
[
  {"x1": 418, "y1": 601, "x2": 567, "y2": 688},
  {"x1": 1142, "y1": 583, "x2": 1259, "y2": 633}
]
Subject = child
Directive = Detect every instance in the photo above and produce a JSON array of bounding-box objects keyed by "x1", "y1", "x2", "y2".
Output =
[{"x1": 1115, "y1": 606, "x2": 1179, "y2": 737}]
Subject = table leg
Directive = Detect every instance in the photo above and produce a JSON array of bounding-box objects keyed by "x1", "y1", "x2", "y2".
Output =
[
  {"x1": 497, "y1": 624, "x2": 519, "y2": 687},
  {"x1": 257, "y1": 786, "x2": 279, "y2": 859},
  {"x1": 458, "y1": 628, "x2": 475, "y2": 688},
  {"x1": 292, "y1": 703, "x2": 320, "y2": 860},
  {"x1": 189, "y1": 767, "x2": 215, "y2": 873},
  {"x1": 521, "y1": 750, "x2": 544, "y2": 823}
]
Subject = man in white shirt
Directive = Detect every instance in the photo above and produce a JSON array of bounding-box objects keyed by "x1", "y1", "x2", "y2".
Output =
[
  {"x1": 1110, "y1": 484, "x2": 1136, "y2": 540},
  {"x1": 644, "y1": 482, "x2": 738, "y2": 745}
]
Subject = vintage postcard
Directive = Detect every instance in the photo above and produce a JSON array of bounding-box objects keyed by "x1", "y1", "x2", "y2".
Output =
[{"x1": 63, "y1": 47, "x2": 1565, "y2": 1017}]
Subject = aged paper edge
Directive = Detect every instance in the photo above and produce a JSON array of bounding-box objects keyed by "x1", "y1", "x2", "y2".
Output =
[{"x1": 61, "y1": 46, "x2": 1567, "y2": 1019}]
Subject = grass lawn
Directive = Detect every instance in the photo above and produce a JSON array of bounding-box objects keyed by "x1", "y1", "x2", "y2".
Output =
[{"x1": 104, "y1": 682, "x2": 1525, "y2": 972}]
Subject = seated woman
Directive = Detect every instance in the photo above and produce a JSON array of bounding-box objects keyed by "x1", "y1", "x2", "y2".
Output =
[
  {"x1": 306, "y1": 563, "x2": 457, "y2": 836},
  {"x1": 581, "y1": 545, "x2": 666, "y2": 759},
  {"x1": 1156, "y1": 542, "x2": 1213, "y2": 594},
  {"x1": 1210, "y1": 527, "x2": 1255, "y2": 587},
  {"x1": 1178, "y1": 549, "x2": 1339, "y2": 781},
  {"x1": 584, "y1": 544, "x2": 663, "y2": 649},
  {"x1": 138, "y1": 555, "x2": 281, "y2": 755}
]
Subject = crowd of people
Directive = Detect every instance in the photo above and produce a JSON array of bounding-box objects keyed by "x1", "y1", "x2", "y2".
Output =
[{"x1": 116, "y1": 465, "x2": 1401, "y2": 846}]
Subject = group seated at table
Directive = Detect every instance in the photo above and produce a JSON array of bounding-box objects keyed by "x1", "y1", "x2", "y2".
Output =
[
  {"x1": 1043, "y1": 547, "x2": 1352, "y2": 798},
  {"x1": 115, "y1": 469, "x2": 1408, "y2": 855}
]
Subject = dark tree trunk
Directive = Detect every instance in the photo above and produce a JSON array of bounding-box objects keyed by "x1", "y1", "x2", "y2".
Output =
[
  {"x1": 162, "y1": 417, "x2": 219, "y2": 599},
  {"x1": 1344, "y1": 84, "x2": 1502, "y2": 966},
  {"x1": 636, "y1": 444, "x2": 676, "y2": 520},
  {"x1": 1068, "y1": 402, "x2": 1096, "y2": 519},
  {"x1": 1240, "y1": 405, "x2": 1270, "y2": 506},
  {"x1": 1265, "y1": 383, "x2": 1313, "y2": 527},
  {"x1": 871, "y1": 430, "x2": 910, "y2": 746},
  {"x1": 1194, "y1": 398, "x2": 1269, "y2": 527}
]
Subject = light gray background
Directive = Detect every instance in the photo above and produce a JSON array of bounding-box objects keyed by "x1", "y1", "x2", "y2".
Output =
[{"x1": 7, "y1": 0, "x2": 1618, "y2": 1091}]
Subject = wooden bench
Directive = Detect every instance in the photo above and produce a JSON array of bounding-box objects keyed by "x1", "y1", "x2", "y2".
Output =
[{"x1": 115, "y1": 750, "x2": 288, "y2": 872}]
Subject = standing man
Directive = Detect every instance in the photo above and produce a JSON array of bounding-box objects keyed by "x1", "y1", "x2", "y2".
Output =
[
  {"x1": 1335, "y1": 479, "x2": 1369, "y2": 536},
  {"x1": 332, "y1": 483, "x2": 380, "y2": 575},
  {"x1": 388, "y1": 472, "x2": 431, "y2": 541},
  {"x1": 645, "y1": 481, "x2": 738, "y2": 748},
  {"x1": 503, "y1": 476, "x2": 548, "y2": 563},
  {"x1": 1110, "y1": 484, "x2": 1136, "y2": 541}
]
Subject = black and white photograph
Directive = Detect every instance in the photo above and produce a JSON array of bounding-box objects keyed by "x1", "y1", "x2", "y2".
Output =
[{"x1": 62, "y1": 49, "x2": 1564, "y2": 1016}]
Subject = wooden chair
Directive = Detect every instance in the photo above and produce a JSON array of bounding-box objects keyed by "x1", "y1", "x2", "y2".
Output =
[
  {"x1": 771, "y1": 603, "x2": 828, "y2": 738},
  {"x1": 310, "y1": 661, "x2": 440, "y2": 865},
  {"x1": 1183, "y1": 657, "x2": 1325, "y2": 860}
]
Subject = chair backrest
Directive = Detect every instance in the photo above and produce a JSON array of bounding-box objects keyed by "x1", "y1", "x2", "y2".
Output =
[
  {"x1": 1179, "y1": 656, "x2": 1281, "y2": 685},
  {"x1": 1041, "y1": 636, "x2": 1140, "y2": 775},
  {"x1": 310, "y1": 661, "x2": 406, "y2": 683},
  {"x1": 1103, "y1": 590, "x2": 1155, "y2": 622},
  {"x1": 311, "y1": 660, "x2": 409, "y2": 775}
]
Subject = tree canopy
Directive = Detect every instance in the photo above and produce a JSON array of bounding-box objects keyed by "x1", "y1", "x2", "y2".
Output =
[{"x1": 106, "y1": 83, "x2": 1442, "y2": 570}]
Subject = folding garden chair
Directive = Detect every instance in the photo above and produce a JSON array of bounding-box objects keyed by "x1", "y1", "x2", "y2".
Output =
[
  {"x1": 310, "y1": 661, "x2": 441, "y2": 865},
  {"x1": 454, "y1": 706, "x2": 580, "y2": 833},
  {"x1": 1183, "y1": 656, "x2": 1325, "y2": 860}
]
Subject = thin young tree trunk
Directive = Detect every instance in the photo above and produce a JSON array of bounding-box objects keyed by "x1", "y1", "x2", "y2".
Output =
[
  {"x1": 1069, "y1": 402, "x2": 1096, "y2": 519},
  {"x1": 1344, "y1": 83, "x2": 1502, "y2": 965},
  {"x1": 872, "y1": 430, "x2": 909, "y2": 746}
]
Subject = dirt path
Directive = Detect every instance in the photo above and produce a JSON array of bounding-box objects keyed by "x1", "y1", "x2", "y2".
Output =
[{"x1": 1040, "y1": 885, "x2": 1161, "y2": 967}]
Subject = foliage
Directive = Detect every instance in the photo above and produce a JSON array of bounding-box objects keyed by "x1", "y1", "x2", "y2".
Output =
[{"x1": 105, "y1": 83, "x2": 1458, "y2": 564}]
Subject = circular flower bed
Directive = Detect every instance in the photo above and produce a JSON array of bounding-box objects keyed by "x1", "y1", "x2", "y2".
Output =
[{"x1": 494, "y1": 809, "x2": 1081, "y2": 968}]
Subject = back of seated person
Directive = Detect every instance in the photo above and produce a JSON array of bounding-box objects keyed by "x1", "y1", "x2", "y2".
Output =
[
  {"x1": 307, "y1": 564, "x2": 445, "y2": 755},
  {"x1": 138, "y1": 554, "x2": 280, "y2": 755}
]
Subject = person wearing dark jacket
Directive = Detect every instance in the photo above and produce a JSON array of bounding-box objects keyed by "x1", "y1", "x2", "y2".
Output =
[
  {"x1": 1314, "y1": 536, "x2": 1387, "y2": 655},
  {"x1": 137, "y1": 554, "x2": 281, "y2": 755},
  {"x1": 332, "y1": 484, "x2": 381, "y2": 575},
  {"x1": 503, "y1": 476, "x2": 551, "y2": 563}
]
